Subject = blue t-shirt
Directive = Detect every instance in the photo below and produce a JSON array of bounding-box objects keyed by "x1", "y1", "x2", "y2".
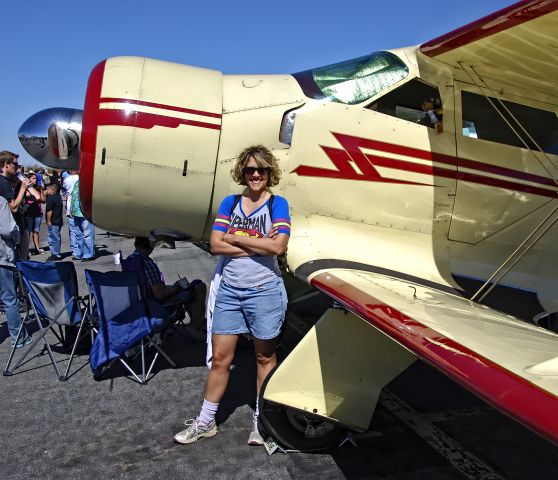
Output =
[{"x1": 212, "y1": 194, "x2": 291, "y2": 287}]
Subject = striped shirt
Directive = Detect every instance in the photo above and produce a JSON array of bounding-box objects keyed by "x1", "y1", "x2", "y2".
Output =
[{"x1": 212, "y1": 194, "x2": 291, "y2": 287}]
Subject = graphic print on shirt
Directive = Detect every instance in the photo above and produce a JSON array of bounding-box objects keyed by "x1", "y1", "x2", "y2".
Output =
[
  {"x1": 228, "y1": 211, "x2": 268, "y2": 238},
  {"x1": 212, "y1": 195, "x2": 291, "y2": 238}
]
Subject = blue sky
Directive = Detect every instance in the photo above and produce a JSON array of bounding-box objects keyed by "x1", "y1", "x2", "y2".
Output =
[{"x1": 1, "y1": 0, "x2": 514, "y2": 166}]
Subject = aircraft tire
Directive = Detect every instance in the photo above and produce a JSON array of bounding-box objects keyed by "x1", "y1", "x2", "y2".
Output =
[{"x1": 259, "y1": 365, "x2": 347, "y2": 451}]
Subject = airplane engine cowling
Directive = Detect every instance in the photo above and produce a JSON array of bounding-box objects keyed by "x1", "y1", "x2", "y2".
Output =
[{"x1": 80, "y1": 56, "x2": 222, "y2": 239}]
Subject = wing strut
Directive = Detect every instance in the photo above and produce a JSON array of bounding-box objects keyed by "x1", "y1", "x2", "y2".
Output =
[
  {"x1": 458, "y1": 62, "x2": 558, "y2": 303},
  {"x1": 471, "y1": 202, "x2": 558, "y2": 302}
]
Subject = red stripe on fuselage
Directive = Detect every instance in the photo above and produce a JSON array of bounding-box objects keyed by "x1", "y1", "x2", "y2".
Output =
[
  {"x1": 96, "y1": 108, "x2": 221, "y2": 131},
  {"x1": 99, "y1": 97, "x2": 222, "y2": 119},
  {"x1": 420, "y1": 0, "x2": 558, "y2": 57},
  {"x1": 335, "y1": 133, "x2": 557, "y2": 188},
  {"x1": 311, "y1": 271, "x2": 558, "y2": 445},
  {"x1": 293, "y1": 132, "x2": 558, "y2": 199}
]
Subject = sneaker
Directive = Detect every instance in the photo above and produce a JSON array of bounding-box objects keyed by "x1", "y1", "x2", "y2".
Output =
[
  {"x1": 247, "y1": 413, "x2": 265, "y2": 446},
  {"x1": 46, "y1": 255, "x2": 62, "y2": 261},
  {"x1": 174, "y1": 418, "x2": 217, "y2": 445},
  {"x1": 37, "y1": 248, "x2": 46, "y2": 254},
  {"x1": 11, "y1": 337, "x2": 33, "y2": 349}
]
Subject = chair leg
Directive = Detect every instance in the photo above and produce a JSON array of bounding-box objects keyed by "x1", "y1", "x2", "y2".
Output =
[
  {"x1": 62, "y1": 320, "x2": 88, "y2": 381},
  {"x1": 146, "y1": 352, "x2": 160, "y2": 379},
  {"x1": 116, "y1": 357, "x2": 145, "y2": 384},
  {"x1": 140, "y1": 338, "x2": 147, "y2": 384},
  {"x1": 3, "y1": 318, "x2": 28, "y2": 376}
]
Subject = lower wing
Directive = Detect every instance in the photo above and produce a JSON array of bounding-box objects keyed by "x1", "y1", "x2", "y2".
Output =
[{"x1": 309, "y1": 268, "x2": 558, "y2": 444}]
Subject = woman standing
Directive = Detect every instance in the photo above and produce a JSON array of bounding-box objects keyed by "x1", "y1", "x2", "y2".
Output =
[
  {"x1": 174, "y1": 145, "x2": 291, "y2": 446},
  {"x1": 23, "y1": 172, "x2": 46, "y2": 254}
]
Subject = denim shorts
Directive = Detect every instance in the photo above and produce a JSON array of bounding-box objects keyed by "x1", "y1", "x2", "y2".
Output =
[
  {"x1": 212, "y1": 276, "x2": 287, "y2": 340},
  {"x1": 24, "y1": 216, "x2": 42, "y2": 232}
]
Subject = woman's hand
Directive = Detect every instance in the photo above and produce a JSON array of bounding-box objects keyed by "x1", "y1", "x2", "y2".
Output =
[{"x1": 266, "y1": 227, "x2": 278, "y2": 238}]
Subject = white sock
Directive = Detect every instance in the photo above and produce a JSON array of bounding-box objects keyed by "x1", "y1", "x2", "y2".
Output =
[
  {"x1": 198, "y1": 398, "x2": 219, "y2": 425},
  {"x1": 255, "y1": 396, "x2": 259, "y2": 417}
]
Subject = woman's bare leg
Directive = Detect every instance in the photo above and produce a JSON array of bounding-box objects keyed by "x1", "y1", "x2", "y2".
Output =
[
  {"x1": 253, "y1": 337, "x2": 278, "y2": 395},
  {"x1": 32, "y1": 231, "x2": 40, "y2": 251},
  {"x1": 204, "y1": 334, "x2": 239, "y2": 403}
]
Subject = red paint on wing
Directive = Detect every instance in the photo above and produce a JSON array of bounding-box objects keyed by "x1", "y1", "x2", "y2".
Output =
[
  {"x1": 311, "y1": 272, "x2": 558, "y2": 445},
  {"x1": 80, "y1": 60, "x2": 106, "y2": 222},
  {"x1": 420, "y1": 0, "x2": 558, "y2": 57}
]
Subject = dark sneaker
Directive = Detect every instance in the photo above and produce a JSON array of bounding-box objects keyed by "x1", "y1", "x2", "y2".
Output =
[
  {"x1": 174, "y1": 418, "x2": 217, "y2": 445},
  {"x1": 46, "y1": 255, "x2": 62, "y2": 261},
  {"x1": 81, "y1": 257, "x2": 95, "y2": 262},
  {"x1": 11, "y1": 337, "x2": 33, "y2": 349},
  {"x1": 247, "y1": 413, "x2": 265, "y2": 446}
]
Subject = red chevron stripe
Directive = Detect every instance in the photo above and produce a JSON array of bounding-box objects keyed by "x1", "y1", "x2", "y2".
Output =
[{"x1": 293, "y1": 132, "x2": 558, "y2": 199}]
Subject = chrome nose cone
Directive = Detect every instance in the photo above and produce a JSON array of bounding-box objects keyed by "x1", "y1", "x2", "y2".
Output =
[{"x1": 18, "y1": 108, "x2": 83, "y2": 170}]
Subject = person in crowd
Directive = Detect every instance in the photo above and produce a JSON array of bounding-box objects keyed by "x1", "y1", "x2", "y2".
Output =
[
  {"x1": 45, "y1": 183, "x2": 63, "y2": 261},
  {"x1": 34, "y1": 169, "x2": 43, "y2": 188},
  {"x1": 0, "y1": 195, "x2": 30, "y2": 348},
  {"x1": 173, "y1": 145, "x2": 290, "y2": 446},
  {"x1": 69, "y1": 178, "x2": 95, "y2": 261},
  {"x1": 39, "y1": 168, "x2": 49, "y2": 185},
  {"x1": 131, "y1": 236, "x2": 207, "y2": 341},
  {"x1": 23, "y1": 172, "x2": 46, "y2": 255},
  {"x1": 49, "y1": 170, "x2": 61, "y2": 188},
  {"x1": 0, "y1": 151, "x2": 32, "y2": 260},
  {"x1": 63, "y1": 170, "x2": 79, "y2": 258}
]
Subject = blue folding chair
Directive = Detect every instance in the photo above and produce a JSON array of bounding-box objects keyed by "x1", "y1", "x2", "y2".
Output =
[
  {"x1": 85, "y1": 269, "x2": 175, "y2": 384},
  {"x1": 3, "y1": 261, "x2": 90, "y2": 381}
]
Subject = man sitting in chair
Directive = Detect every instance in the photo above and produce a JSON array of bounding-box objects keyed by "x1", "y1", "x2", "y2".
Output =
[{"x1": 130, "y1": 237, "x2": 207, "y2": 342}]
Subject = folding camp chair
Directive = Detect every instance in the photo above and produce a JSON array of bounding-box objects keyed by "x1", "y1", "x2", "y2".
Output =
[
  {"x1": 85, "y1": 269, "x2": 176, "y2": 384},
  {"x1": 3, "y1": 261, "x2": 90, "y2": 381}
]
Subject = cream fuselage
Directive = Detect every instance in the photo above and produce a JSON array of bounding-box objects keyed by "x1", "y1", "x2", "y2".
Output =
[{"x1": 81, "y1": 46, "x2": 558, "y2": 314}]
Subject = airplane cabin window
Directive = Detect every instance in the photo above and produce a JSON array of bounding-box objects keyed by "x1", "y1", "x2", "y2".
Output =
[
  {"x1": 366, "y1": 78, "x2": 443, "y2": 129},
  {"x1": 292, "y1": 52, "x2": 409, "y2": 105},
  {"x1": 462, "y1": 91, "x2": 558, "y2": 153}
]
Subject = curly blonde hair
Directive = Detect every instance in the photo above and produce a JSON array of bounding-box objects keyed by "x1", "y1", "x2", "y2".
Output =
[{"x1": 231, "y1": 145, "x2": 281, "y2": 187}]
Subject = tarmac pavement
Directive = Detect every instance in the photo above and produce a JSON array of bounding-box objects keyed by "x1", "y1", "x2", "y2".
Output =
[{"x1": 1, "y1": 224, "x2": 557, "y2": 479}]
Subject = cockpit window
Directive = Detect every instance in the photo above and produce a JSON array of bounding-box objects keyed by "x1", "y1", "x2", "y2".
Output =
[{"x1": 293, "y1": 52, "x2": 409, "y2": 105}]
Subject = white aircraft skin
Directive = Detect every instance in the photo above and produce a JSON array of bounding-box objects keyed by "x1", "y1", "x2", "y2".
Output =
[{"x1": 19, "y1": 0, "x2": 558, "y2": 449}]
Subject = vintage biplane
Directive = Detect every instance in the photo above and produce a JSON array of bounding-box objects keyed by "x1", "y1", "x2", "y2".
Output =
[{"x1": 19, "y1": 0, "x2": 558, "y2": 450}]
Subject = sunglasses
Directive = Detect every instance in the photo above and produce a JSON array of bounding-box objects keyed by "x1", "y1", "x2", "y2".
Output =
[
  {"x1": 9, "y1": 163, "x2": 19, "y2": 167},
  {"x1": 243, "y1": 166, "x2": 270, "y2": 176}
]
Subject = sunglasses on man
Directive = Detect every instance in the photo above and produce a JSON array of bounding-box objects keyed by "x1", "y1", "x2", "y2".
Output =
[{"x1": 243, "y1": 166, "x2": 270, "y2": 176}]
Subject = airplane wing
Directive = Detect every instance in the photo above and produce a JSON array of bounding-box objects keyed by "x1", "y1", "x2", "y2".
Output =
[
  {"x1": 308, "y1": 267, "x2": 558, "y2": 444},
  {"x1": 419, "y1": 0, "x2": 558, "y2": 96}
]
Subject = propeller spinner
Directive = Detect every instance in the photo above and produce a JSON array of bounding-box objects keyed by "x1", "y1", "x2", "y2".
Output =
[{"x1": 18, "y1": 107, "x2": 83, "y2": 170}]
